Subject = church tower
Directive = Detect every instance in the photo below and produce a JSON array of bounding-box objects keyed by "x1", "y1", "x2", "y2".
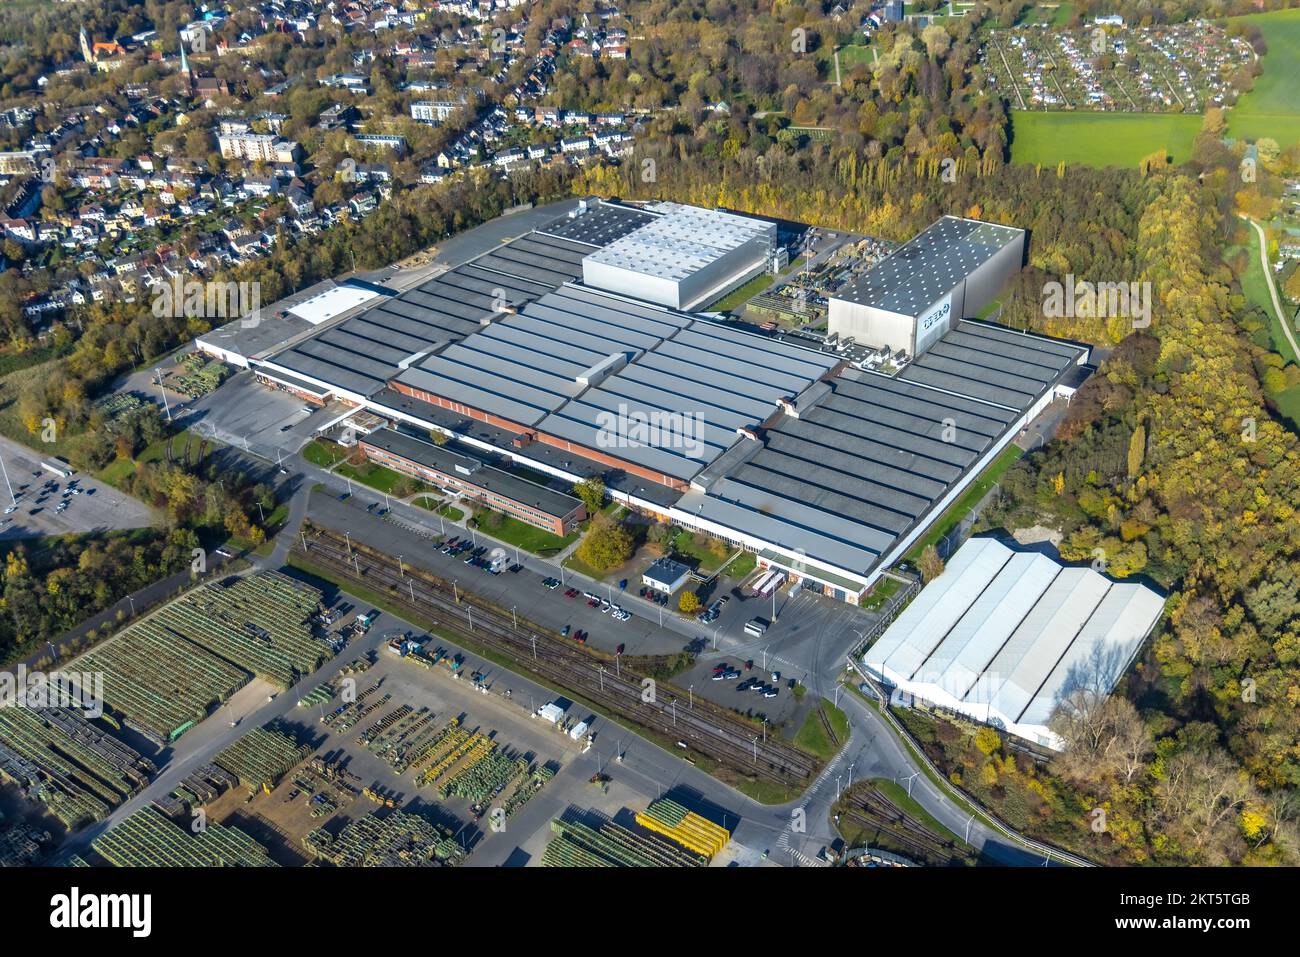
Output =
[{"x1": 178, "y1": 31, "x2": 194, "y2": 96}]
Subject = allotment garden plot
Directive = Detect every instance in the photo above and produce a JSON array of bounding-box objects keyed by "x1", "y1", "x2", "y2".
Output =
[{"x1": 983, "y1": 20, "x2": 1252, "y2": 112}]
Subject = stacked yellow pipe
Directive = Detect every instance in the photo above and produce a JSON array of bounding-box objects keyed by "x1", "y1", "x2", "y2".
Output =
[{"x1": 635, "y1": 799, "x2": 730, "y2": 858}]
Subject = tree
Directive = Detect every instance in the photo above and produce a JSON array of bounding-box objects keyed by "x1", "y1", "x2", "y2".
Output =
[
  {"x1": 918, "y1": 543, "x2": 944, "y2": 582},
  {"x1": 573, "y1": 476, "x2": 605, "y2": 515},
  {"x1": 679, "y1": 590, "x2": 702, "y2": 615},
  {"x1": 575, "y1": 514, "x2": 632, "y2": 572},
  {"x1": 1049, "y1": 689, "x2": 1151, "y2": 786}
]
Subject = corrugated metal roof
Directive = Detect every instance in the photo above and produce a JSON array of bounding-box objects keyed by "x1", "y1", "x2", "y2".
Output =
[{"x1": 864, "y1": 539, "x2": 1165, "y2": 743}]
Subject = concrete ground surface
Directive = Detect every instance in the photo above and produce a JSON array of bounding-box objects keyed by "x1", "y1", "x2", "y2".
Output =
[{"x1": 0, "y1": 435, "x2": 155, "y2": 541}]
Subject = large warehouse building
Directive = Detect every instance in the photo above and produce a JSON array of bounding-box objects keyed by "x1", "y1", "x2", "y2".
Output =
[
  {"x1": 580, "y1": 201, "x2": 777, "y2": 310},
  {"x1": 195, "y1": 199, "x2": 1088, "y2": 605},
  {"x1": 863, "y1": 537, "x2": 1165, "y2": 749},
  {"x1": 827, "y1": 216, "x2": 1025, "y2": 358}
]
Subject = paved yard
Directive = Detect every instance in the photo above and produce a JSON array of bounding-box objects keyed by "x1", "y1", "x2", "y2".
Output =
[{"x1": 0, "y1": 436, "x2": 156, "y2": 541}]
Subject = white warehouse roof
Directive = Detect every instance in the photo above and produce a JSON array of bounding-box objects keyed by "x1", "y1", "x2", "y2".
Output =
[
  {"x1": 286, "y1": 282, "x2": 388, "y2": 325},
  {"x1": 583, "y1": 202, "x2": 774, "y2": 282},
  {"x1": 863, "y1": 538, "x2": 1164, "y2": 749}
]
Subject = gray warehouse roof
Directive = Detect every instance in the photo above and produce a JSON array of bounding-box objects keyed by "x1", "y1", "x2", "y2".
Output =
[
  {"x1": 864, "y1": 537, "x2": 1165, "y2": 740},
  {"x1": 834, "y1": 216, "x2": 1024, "y2": 317},
  {"x1": 394, "y1": 284, "x2": 839, "y2": 482},
  {"x1": 262, "y1": 232, "x2": 590, "y2": 397},
  {"x1": 583, "y1": 202, "x2": 774, "y2": 282},
  {"x1": 899, "y1": 320, "x2": 1084, "y2": 409},
  {"x1": 685, "y1": 322, "x2": 1085, "y2": 578},
  {"x1": 361, "y1": 428, "x2": 582, "y2": 520}
]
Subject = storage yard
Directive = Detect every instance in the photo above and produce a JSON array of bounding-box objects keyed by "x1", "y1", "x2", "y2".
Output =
[
  {"x1": 130, "y1": 631, "x2": 585, "y2": 866},
  {"x1": 72, "y1": 572, "x2": 329, "y2": 743},
  {"x1": 0, "y1": 705, "x2": 156, "y2": 829},
  {"x1": 92, "y1": 805, "x2": 277, "y2": 868},
  {"x1": 292, "y1": 522, "x2": 823, "y2": 800}
]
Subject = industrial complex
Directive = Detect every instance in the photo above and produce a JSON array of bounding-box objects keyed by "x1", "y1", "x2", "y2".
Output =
[{"x1": 196, "y1": 198, "x2": 1090, "y2": 603}]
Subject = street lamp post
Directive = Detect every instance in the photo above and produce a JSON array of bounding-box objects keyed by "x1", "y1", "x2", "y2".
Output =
[
  {"x1": 904, "y1": 771, "x2": 920, "y2": 798},
  {"x1": 154, "y1": 369, "x2": 173, "y2": 422},
  {"x1": 0, "y1": 455, "x2": 14, "y2": 505},
  {"x1": 511, "y1": 606, "x2": 517, "y2": 630}
]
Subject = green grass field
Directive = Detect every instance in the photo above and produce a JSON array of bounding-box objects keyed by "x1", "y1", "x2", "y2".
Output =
[
  {"x1": 471, "y1": 509, "x2": 577, "y2": 555},
  {"x1": 1227, "y1": 9, "x2": 1300, "y2": 148},
  {"x1": 1239, "y1": 226, "x2": 1300, "y2": 431},
  {"x1": 301, "y1": 439, "x2": 347, "y2": 468},
  {"x1": 792, "y1": 699, "x2": 850, "y2": 761},
  {"x1": 837, "y1": 43, "x2": 876, "y2": 71},
  {"x1": 707, "y1": 272, "x2": 773, "y2": 312},
  {"x1": 1009, "y1": 110, "x2": 1202, "y2": 168},
  {"x1": 334, "y1": 461, "x2": 435, "y2": 496}
]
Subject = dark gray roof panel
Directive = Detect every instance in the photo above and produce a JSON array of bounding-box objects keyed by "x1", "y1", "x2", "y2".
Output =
[
  {"x1": 900, "y1": 357, "x2": 1038, "y2": 409},
  {"x1": 537, "y1": 200, "x2": 657, "y2": 246},
  {"x1": 834, "y1": 217, "x2": 1024, "y2": 317}
]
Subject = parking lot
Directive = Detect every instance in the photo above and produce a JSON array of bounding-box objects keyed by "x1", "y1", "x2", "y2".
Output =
[
  {"x1": 182, "y1": 370, "x2": 345, "y2": 462},
  {"x1": 309, "y1": 493, "x2": 694, "y2": 659},
  {"x1": 0, "y1": 436, "x2": 155, "y2": 541}
]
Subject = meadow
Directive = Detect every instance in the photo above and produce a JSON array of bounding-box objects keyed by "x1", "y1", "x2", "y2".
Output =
[
  {"x1": 1008, "y1": 110, "x2": 1202, "y2": 168},
  {"x1": 1226, "y1": 9, "x2": 1300, "y2": 148}
]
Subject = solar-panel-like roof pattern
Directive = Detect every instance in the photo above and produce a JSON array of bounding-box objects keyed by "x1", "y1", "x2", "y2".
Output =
[
  {"x1": 835, "y1": 216, "x2": 1023, "y2": 317},
  {"x1": 536, "y1": 200, "x2": 657, "y2": 247},
  {"x1": 584, "y1": 202, "x2": 774, "y2": 282},
  {"x1": 264, "y1": 233, "x2": 589, "y2": 397}
]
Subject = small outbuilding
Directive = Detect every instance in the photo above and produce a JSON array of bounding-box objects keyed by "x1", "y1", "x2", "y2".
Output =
[{"x1": 642, "y1": 557, "x2": 692, "y2": 594}]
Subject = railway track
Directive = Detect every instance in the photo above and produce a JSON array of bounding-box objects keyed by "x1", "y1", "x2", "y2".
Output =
[
  {"x1": 841, "y1": 787, "x2": 964, "y2": 864},
  {"x1": 293, "y1": 524, "x2": 819, "y2": 791}
]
